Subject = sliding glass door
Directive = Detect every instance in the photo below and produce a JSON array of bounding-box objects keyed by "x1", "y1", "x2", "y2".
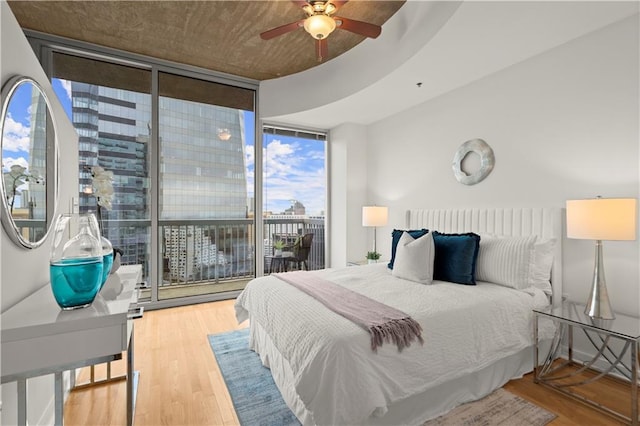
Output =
[
  {"x1": 157, "y1": 72, "x2": 255, "y2": 300},
  {"x1": 51, "y1": 52, "x2": 153, "y2": 289},
  {"x1": 43, "y1": 42, "x2": 258, "y2": 307},
  {"x1": 41, "y1": 35, "x2": 328, "y2": 306},
  {"x1": 262, "y1": 126, "x2": 327, "y2": 275}
]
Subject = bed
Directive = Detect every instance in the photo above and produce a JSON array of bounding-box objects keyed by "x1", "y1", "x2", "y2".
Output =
[{"x1": 235, "y1": 208, "x2": 562, "y2": 425}]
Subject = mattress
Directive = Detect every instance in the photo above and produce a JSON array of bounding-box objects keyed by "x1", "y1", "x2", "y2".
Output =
[{"x1": 235, "y1": 263, "x2": 555, "y2": 425}]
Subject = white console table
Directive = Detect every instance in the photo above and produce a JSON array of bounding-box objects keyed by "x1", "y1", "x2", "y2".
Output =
[{"x1": 1, "y1": 264, "x2": 142, "y2": 425}]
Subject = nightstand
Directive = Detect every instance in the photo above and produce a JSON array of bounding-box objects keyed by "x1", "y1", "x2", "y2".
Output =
[{"x1": 533, "y1": 301, "x2": 640, "y2": 425}]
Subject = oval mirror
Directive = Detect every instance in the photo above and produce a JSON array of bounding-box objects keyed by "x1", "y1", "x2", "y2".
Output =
[{"x1": 1, "y1": 76, "x2": 58, "y2": 248}]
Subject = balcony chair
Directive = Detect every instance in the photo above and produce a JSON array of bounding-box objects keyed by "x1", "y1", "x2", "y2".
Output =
[{"x1": 284, "y1": 233, "x2": 314, "y2": 271}]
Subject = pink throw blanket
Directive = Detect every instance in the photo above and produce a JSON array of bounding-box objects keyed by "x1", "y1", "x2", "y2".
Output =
[{"x1": 274, "y1": 271, "x2": 423, "y2": 352}]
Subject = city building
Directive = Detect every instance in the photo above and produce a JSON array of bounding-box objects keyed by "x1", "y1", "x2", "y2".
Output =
[
  {"x1": 283, "y1": 200, "x2": 305, "y2": 215},
  {"x1": 68, "y1": 81, "x2": 248, "y2": 281}
]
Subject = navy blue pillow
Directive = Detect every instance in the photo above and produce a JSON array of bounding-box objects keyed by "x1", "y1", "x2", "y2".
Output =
[
  {"x1": 432, "y1": 232, "x2": 481, "y2": 285},
  {"x1": 388, "y1": 229, "x2": 429, "y2": 269}
]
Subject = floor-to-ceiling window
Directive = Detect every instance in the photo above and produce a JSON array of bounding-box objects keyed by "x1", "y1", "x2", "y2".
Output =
[
  {"x1": 157, "y1": 72, "x2": 255, "y2": 300},
  {"x1": 51, "y1": 52, "x2": 153, "y2": 287},
  {"x1": 262, "y1": 125, "x2": 327, "y2": 274},
  {"x1": 34, "y1": 35, "x2": 258, "y2": 307}
]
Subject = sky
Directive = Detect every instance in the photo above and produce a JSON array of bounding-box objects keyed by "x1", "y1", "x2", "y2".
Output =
[
  {"x1": 53, "y1": 79, "x2": 72, "y2": 118},
  {"x1": 243, "y1": 110, "x2": 326, "y2": 216},
  {"x1": 248, "y1": 132, "x2": 325, "y2": 217},
  {"x1": 2, "y1": 82, "x2": 34, "y2": 172},
  {"x1": 49, "y1": 79, "x2": 326, "y2": 217},
  {"x1": 2, "y1": 82, "x2": 39, "y2": 207}
]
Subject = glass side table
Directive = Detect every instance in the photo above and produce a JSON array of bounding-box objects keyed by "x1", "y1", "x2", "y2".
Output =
[{"x1": 534, "y1": 301, "x2": 640, "y2": 425}]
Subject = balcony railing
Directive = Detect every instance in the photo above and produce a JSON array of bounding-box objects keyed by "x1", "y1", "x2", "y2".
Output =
[
  {"x1": 157, "y1": 217, "x2": 325, "y2": 287},
  {"x1": 159, "y1": 219, "x2": 255, "y2": 285},
  {"x1": 81, "y1": 217, "x2": 325, "y2": 300},
  {"x1": 263, "y1": 218, "x2": 325, "y2": 272}
]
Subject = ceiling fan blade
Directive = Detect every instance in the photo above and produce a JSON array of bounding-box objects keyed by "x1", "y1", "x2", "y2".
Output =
[
  {"x1": 260, "y1": 20, "x2": 305, "y2": 40},
  {"x1": 316, "y1": 38, "x2": 328, "y2": 62},
  {"x1": 334, "y1": 16, "x2": 381, "y2": 38}
]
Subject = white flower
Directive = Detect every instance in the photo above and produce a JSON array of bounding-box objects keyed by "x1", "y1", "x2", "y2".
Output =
[{"x1": 91, "y1": 166, "x2": 114, "y2": 210}]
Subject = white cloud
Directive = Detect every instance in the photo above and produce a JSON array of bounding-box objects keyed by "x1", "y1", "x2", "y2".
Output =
[
  {"x1": 2, "y1": 114, "x2": 30, "y2": 152},
  {"x1": 2, "y1": 156, "x2": 29, "y2": 172},
  {"x1": 245, "y1": 144, "x2": 254, "y2": 168},
  {"x1": 263, "y1": 139, "x2": 296, "y2": 178},
  {"x1": 263, "y1": 139, "x2": 326, "y2": 215},
  {"x1": 59, "y1": 79, "x2": 72, "y2": 100},
  {"x1": 244, "y1": 145, "x2": 255, "y2": 197},
  {"x1": 242, "y1": 138, "x2": 327, "y2": 215}
]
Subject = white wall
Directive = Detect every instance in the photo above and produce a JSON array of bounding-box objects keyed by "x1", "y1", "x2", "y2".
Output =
[
  {"x1": 329, "y1": 123, "x2": 368, "y2": 266},
  {"x1": 1, "y1": 1, "x2": 78, "y2": 423},
  {"x1": 260, "y1": 1, "x2": 462, "y2": 122},
  {"x1": 361, "y1": 15, "x2": 639, "y2": 316}
]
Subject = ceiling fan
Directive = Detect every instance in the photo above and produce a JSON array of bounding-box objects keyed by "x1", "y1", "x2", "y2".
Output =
[{"x1": 260, "y1": 0, "x2": 382, "y2": 62}]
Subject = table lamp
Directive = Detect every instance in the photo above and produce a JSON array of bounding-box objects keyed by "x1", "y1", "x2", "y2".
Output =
[
  {"x1": 566, "y1": 197, "x2": 637, "y2": 319},
  {"x1": 362, "y1": 206, "x2": 388, "y2": 255}
]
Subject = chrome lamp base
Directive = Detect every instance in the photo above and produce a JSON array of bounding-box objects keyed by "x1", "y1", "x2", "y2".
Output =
[{"x1": 584, "y1": 240, "x2": 615, "y2": 320}]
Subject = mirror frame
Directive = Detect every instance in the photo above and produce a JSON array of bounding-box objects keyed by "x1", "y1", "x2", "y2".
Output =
[{"x1": 0, "y1": 75, "x2": 59, "y2": 249}]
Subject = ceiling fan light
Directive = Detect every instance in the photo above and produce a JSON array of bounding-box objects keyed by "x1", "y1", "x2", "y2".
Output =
[
  {"x1": 304, "y1": 14, "x2": 336, "y2": 40},
  {"x1": 217, "y1": 128, "x2": 232, "y2": 141}
]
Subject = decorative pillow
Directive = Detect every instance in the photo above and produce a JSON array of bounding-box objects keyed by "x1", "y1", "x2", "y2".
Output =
[
  {"x1": 530, "y1": 238, "x2": 556, "y2": 292},
  {"x1": 388, "y1": 228, "x2": 429, "y2": 269},
  {"x1": 392, "y1": 231, "x2": 435, "y2": 284},
  {"x1": 432, "y1": 232, "x2": 481, "y2": 285},
  {"x1": 476, "y1": 235, "x2": 537, "y2": 289}
]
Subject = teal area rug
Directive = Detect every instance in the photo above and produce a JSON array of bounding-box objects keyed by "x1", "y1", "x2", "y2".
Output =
[
  {"x1": 209, "y1": 329, "x2": 556, "y2": 426},
  {"x1": 208, "y1": 328, "x2": 301, "y2": 426}
]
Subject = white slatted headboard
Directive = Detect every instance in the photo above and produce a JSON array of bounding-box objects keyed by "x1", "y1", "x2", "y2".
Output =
[{"x1": 407, "y1": 208, "x2": 562, "y2": 305}]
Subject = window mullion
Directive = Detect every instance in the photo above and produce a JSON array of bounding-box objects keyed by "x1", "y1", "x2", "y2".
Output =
[{"x1": 149, "y1": 67, "x2": 160, "y2": 302}]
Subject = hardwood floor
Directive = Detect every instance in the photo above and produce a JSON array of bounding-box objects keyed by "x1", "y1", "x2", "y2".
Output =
[{"x1": 64, "y1": 300, "x2": 629, "y2": 425}]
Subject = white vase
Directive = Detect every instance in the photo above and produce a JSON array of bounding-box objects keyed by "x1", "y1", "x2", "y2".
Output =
[
  {"x1": 275, "y1": 249, "x2": 283, "y2": 257},
  {"x1": 367, "y1": 259, "x2": 377, "y2": 264}
]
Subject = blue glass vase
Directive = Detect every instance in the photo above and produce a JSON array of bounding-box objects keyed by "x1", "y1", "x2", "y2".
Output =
[
  {"x1": 99, "y1": 236, "x2": 114, "y2": 290},
  {"x1": 49, "y1": 213, "x2": 103, "y2": 310}
]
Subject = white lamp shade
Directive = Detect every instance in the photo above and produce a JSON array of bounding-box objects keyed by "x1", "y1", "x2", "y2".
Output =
[
  {"x1": 362, "y1": 206, "x2": 388, "y2": 227},
  {"x1": 303, "y1": 14, "x2": 336, "y2": 40},
  {"x1": 566, "y1": 198, "x2": 637, "y2": 241}
]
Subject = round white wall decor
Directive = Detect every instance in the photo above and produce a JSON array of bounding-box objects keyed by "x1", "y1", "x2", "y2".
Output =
[{"x1": 452, "y1": 139, "x2": 495, "y2": 185}]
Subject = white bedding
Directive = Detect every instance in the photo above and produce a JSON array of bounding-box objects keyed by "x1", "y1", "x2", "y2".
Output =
[{"x1": 235, "y1": 263, "x2": 556, "y2": 426}]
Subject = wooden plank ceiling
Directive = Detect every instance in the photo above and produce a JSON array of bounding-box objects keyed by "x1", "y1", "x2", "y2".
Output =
[{"x1": 8, "y1": 0, "x2": 404, "y2": 81}]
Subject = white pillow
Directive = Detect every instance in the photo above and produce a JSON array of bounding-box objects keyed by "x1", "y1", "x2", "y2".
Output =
[
  {"x1": 476, "y1": 235, "x2": 537, "y2": 289},
  {"x1": 530, "y1": 238, "x2": 556, "y2": 292},
  {"x1": 392, "y1": 231, "x2": 435, "y2": 284}
]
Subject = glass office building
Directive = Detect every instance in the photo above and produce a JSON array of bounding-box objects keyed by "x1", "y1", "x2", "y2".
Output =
[
  {"x1": 73, "y1": 82, "x2": 152, "y2": 269},
  {"x1": 158, "y1": 97, "x2": 248, "y2": 220},
  {"x1": 69, "y1": 81, "x2": 248, "y2": 282}
]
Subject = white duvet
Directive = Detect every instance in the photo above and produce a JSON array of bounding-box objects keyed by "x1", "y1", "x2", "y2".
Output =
[{"x1": 235, "y1": 263, "x2": 555, "y2": 426}]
